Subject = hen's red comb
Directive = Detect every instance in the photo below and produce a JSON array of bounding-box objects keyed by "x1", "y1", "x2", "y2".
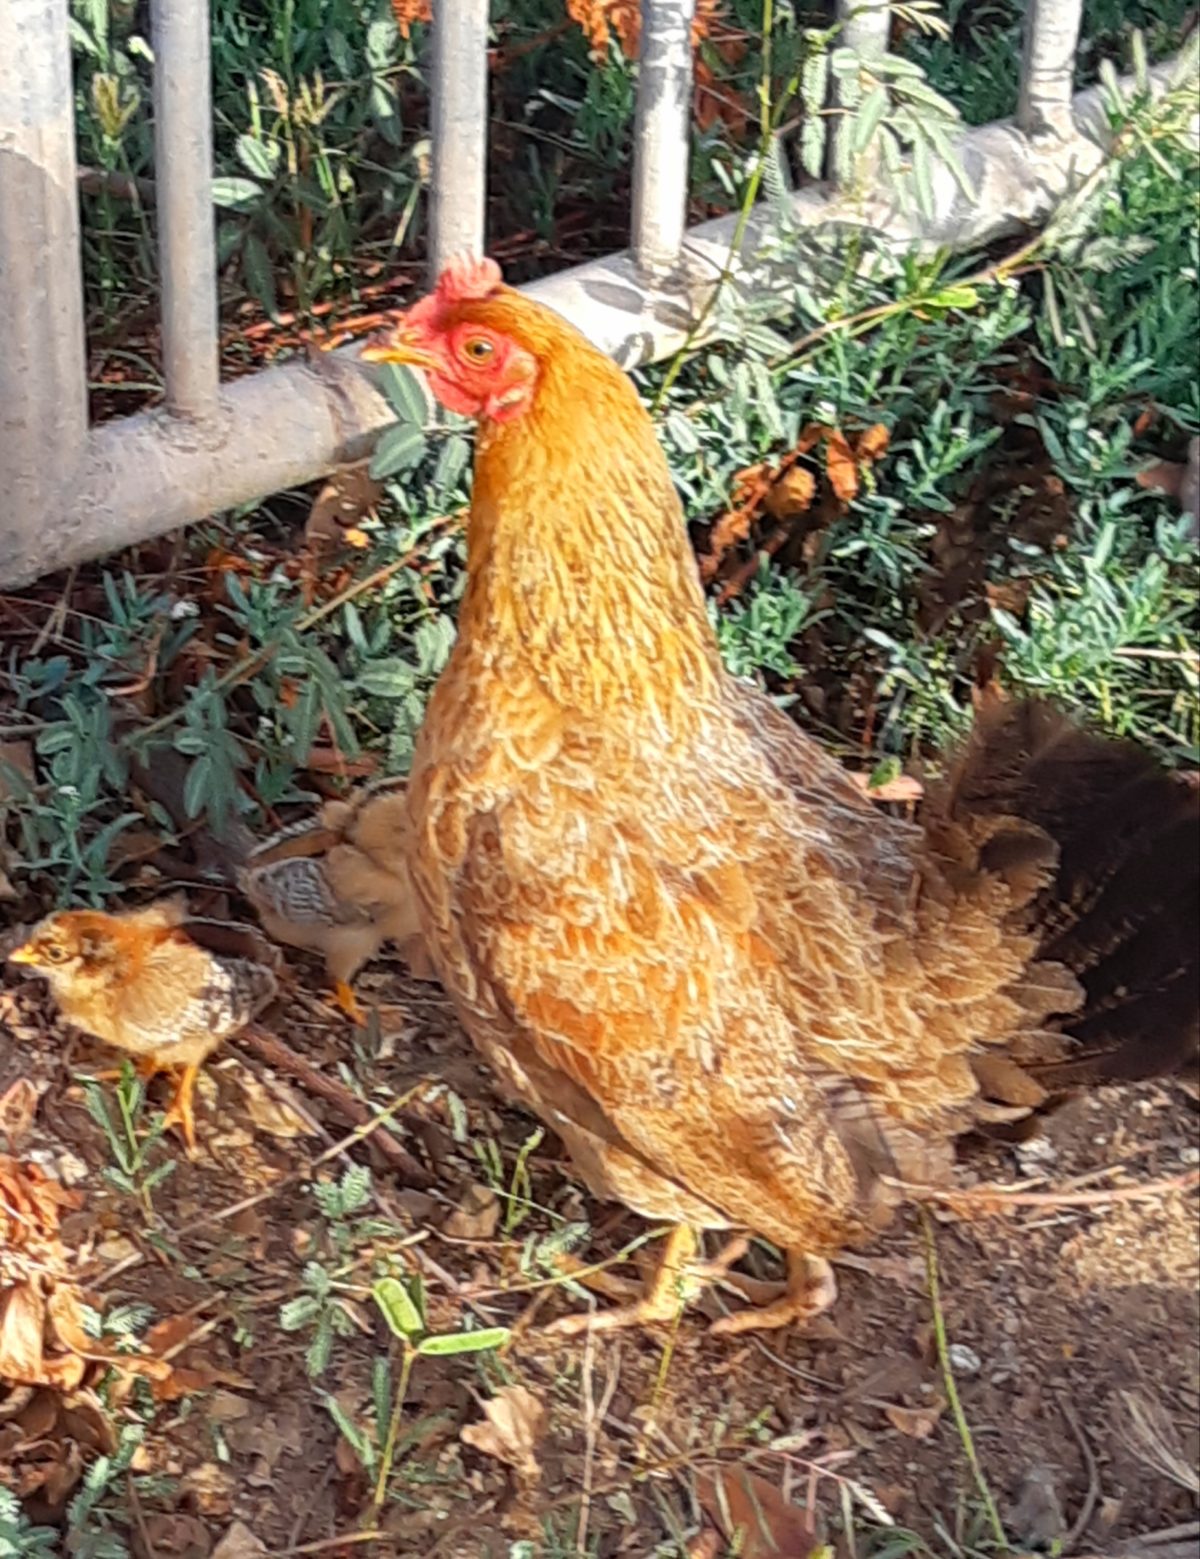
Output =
[{"x1": 436, "y1": 254, "x2": 503, "y2": 305}]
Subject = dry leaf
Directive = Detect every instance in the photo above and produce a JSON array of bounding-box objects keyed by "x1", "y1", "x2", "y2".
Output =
[
  {"x1": 303, "y1": 463, "x2": 384, "y2": 578},
  {"x1": 138, "y1": 1513, "x2": 213, "y2": 1559},
  {"x1": 695, "y1": 1466, "x2": 819, "y2": 1559},
  {"x1": 824, "y1": 429, "x2": 859, "y2": 504},
  {"x1": 210, "y1": 1519, "x2": 266, "y2": 1559},
  {"x1": 238, "y1": 1073, "x2": 319, "y2": 1139},
  {"x1": 389, "y1": 0, "x2": 432, "y2": 39},
  {"x1": 686, "y1": 1532, "x2": 723, "y2": 1559},
  {"x1": 764, "y1": 466, "x2": 817, "y2": 521},
  {"x1": 856, "y1": 422, "x2": 891, "y2": 463},
  {"x1": 0, "y1": 1079, "x2": 39, "y2": 1150},
  {"x1": 442, "y1": 1183, "x2": 501, "y2": 1241},
  {"x1": 846, "y1": 772, "x2": 924, "y2": 805},
  {"x1": 1136, "y1": 458, "x2": 1185, "y2": 500},
  {"x1": 461, "y1": 1384, "x2": 544, "y2": 1482},
  {"x1": 0, "y1": 740, "x2": 35, "y2": 801},
  {"x1": 883, "y1": 1399, "x2": 945, "y2": 1439}
]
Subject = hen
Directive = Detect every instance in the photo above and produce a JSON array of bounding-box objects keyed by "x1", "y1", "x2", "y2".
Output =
[
  {"x1": 8, "y1": 898, "x2": 278, "y2": 1152},
  {"x1": 239, "y1": 777, "x2": 431, "y2": 1022},
  {"x1": 361, "y1": 257, "x2": 1200, "y2": 1334}
]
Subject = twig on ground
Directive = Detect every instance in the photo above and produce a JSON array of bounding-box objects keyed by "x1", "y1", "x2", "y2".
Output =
[
  {"x1": 892, "y1": 1167, "x2": 1199, "y2": 1212},
  {"x1": 1060, "y1": 1396, "x2": 1101, "y2": 1553},
  {"x1": 93, "y1": 1080, "x2": 435, "y2": 1288},
  {"x1": 920, "y1": 1208, "x2": 1008, "y2": 1550},
  {"x1": 234, "y1": 1022, "x2": 433, "y2": 1186},
  {"x1": 577, "y1": 1338, "x2": 622, "y2": 1557}
]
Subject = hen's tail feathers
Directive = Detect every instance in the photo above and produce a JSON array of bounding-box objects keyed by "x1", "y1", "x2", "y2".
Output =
[{"x1": 946, "y1": 698, "x2": 1199, "y2": 1089}]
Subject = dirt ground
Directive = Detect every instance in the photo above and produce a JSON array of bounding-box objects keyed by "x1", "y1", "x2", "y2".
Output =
[{"x1": 1, "y1": 948, "x2": 1198, "y2": 1559}]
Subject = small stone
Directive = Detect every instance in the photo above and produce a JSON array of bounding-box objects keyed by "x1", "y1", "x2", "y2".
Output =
[
  {"x1": 949, "y1": 1343, "x2": 982, "y2": 1376},
  {"x1": 1179, "y1": 1145, "x2": 1199, "y2": 1166}
]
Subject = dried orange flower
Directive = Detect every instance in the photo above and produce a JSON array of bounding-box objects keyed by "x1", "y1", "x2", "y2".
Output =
[
  {"x1": 391, "y1": 0, "x2": 432, "y2": 40},
  {"x1": 569, "y1": 0, "x2": 720, "y2": 60}
]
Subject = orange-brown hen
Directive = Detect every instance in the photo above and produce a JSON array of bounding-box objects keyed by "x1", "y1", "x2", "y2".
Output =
[
  {"x1": 362, "y1": 258, "x2": 1199, "y2": 1334},
  {"x1": 8, "y1": 898, "x2": 278, "y2": 1152}
]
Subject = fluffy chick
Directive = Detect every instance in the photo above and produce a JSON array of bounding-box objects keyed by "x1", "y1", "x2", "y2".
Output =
[
  {"x1": 239, "y1": 777, "x2": 429, "y2": 1023},
  {"x1": 8, "y1": 897, "x2": 278, "y2": 1152}
]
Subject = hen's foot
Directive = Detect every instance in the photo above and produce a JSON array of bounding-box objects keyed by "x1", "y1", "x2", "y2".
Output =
[
  {"x1": 709, "y1": 1252, "x2": 836, "y2": 1336},
  {"x1": 333, "y1": 980, "x2": 367, "y2": 1025},
  {"x1": 160, "y1": 1064, "x2": 201, "y2": 1157},
  {"x1": 546, "y1": 1228, "x2": 750, "y2": 1337}
]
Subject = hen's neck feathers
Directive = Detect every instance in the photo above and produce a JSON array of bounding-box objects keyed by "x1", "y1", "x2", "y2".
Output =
[{"x1": 458, "y1": 312, "x2": 722, "y2": 725}]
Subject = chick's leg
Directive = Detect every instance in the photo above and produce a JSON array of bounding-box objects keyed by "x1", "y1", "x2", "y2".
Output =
[
  {"x1": 332, "y1": 980, "x2": 366, "y2": 1026},
  {"x1": 546, "y1": 1227, "x2": 751, "y2": 1336},
  {"x1": 709, "y1": 1251, "x2": 836, "y2": 1336},
  {"x1": 160, "y1": 1064, "x2": 201, "y2": 1156}
]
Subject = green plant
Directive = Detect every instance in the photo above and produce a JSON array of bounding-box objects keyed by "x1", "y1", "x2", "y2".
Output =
[
  {"x1": 84, "y1": 1062, "x2": 176, "y2": 1219},
  {"x1": 363, "y1": 1275, "x2": 509, "y2": 1519},
  {"x1": 0, "y1": 1490, "x2": 58, "y2": 1559}
]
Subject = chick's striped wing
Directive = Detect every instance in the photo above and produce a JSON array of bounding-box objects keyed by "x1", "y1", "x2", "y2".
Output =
[
  {"x1": 118, "y1": 939, "x2": 277, "y2": 1051},
  {"x1": 244, "y1": 856, "x2": 373, "y2": 928}
]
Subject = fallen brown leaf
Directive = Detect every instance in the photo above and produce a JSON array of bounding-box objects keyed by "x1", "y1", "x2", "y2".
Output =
[
  {"x1": 695, "y1": 1466, "x2": 819, "y2": 1559},
  {"x1": 304, "y1": 463, "x2": 383, "y2": 554},
  {"x1": 856, "y1": 422, "x2": 891, "y2": 463},
  {"x1": 824, "y1": 429, "x2": 859, "y2": 504},
  {"x1": 237, "y1": 1072, "x2": 319, "y2": 1139},
  {"x1": 883, "y1": 1399, "x2": 946, "y2": 1439},
  {"x1": 764, "y1": 465, "x2": 817, "y2": 521},
  {"x1": 0, "y1": 1079, "x2": 39, "y2": 1150},
  {"x1": 442, "y1": 1183, "x2": 501, "y2": 1241},
  {"x1": 846, "y1": 772, "x2": 925, "y2": 805},
  {"x1": 461, "y1": 1384, "x2": 544, "y2": 1482},
  {"x1": 210, "y1": 1518, "x2": 265, "y2": 1559}
]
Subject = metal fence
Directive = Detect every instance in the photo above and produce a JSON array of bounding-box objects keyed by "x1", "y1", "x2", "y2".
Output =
[{"x1": 0, "y1": 0, "x2": 1175, "y2": 588}]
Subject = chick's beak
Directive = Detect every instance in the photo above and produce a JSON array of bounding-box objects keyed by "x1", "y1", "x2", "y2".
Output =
[
  {"x1": 360, "y1": 323, "x2": 439, "y2": 371},
  {"x1": 7, "y1": 942, "x2": 37, "y2": 965}
]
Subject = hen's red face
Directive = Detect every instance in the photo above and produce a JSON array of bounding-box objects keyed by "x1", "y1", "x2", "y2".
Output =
[{"x1": 362, "y1": 265, "x2": 539, "y2": 423}]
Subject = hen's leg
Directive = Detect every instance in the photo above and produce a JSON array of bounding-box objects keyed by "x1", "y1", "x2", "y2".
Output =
[
  {"x1": 160, "y1": 1064, "x2": 201, "y2": 1155},
  {"x1": 709, "y1": 1251, "x2": 836, "y2": 1336},
  {"x1": 546, "y1": 1228, "x2": 751, "y2": 1336}
]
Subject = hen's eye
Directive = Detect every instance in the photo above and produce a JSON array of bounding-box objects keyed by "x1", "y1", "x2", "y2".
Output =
[{"x1": 463, "y1": 337, "x2": 494, "y2": 363}]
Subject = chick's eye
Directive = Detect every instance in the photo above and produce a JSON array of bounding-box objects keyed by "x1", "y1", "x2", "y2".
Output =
[
  {"x1": 45, "y1": 946, "x2": 67, "y2": 963},
  {"x1": 463, "y1": 337, "x2": 494, "y2": 363}
]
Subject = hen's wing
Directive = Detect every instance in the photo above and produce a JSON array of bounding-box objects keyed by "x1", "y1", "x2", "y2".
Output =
[{"x1": 418, "y1": 726, "x2": 954, "y2": 1253}]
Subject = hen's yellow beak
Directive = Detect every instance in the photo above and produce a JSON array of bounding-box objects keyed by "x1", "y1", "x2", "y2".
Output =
[{"x1": 360, "y1": 327, "x2": 439, "y2": 371}]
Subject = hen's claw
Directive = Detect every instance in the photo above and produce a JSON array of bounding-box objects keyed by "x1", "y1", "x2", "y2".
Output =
[
  {"x1": 546, "y1": 1229, "x2": 753, "y2": 1336},
  {"x1": 709, "y1": 1253, "x2": 836, "y2": 1336}
]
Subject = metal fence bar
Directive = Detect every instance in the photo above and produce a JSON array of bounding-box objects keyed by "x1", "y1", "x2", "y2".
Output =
[
  {"x1": 152, "y1": 0, "x2": 220, "y2": 421},
  {"x1": 1018, "y1": 0, "x2": 1085, "y2": 140},
  {"x1": 0, "y1": 0, "x2": 89, "y2": 577},
  {"x1": 630, "y1": 0, "x2": 696, "y2": 277},
  {"x1": 428, "y1": 0, "x2": 490, "y2": 277}
]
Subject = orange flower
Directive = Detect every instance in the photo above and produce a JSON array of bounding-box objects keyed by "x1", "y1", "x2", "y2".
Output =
[{"x1": 390, "y1": 0, "x2": 432, "y2": 40}]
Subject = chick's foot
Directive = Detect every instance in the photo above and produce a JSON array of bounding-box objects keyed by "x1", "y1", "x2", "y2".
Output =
[
  {"x1": 333, "y1": 980, "x2": 367, "y2": 1025},
  {"x1": 159, "y1": 1063, "x2": 201, "y2": 1157}
]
